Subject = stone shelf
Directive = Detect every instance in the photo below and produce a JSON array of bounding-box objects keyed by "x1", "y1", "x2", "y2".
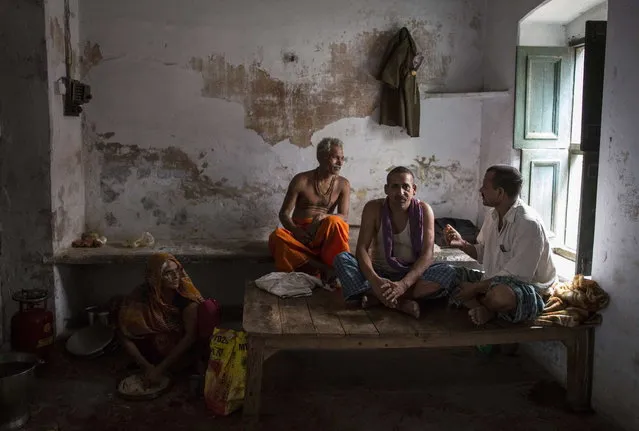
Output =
[
  {"x1": 47, "y1": 227, "x2": 480, "y2": 268},
  {"x1": 47, "y1": 240, "x2": 274, "y2": 265}
]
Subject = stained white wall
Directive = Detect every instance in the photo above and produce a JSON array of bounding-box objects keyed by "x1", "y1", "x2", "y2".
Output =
[
  {"x1": 46, "y1": 0, "x2": 85, "y2": 254},
  {"x1": 79, "y1": 0, "x2": 486, "y2": 242},
  {"x1": 590, "y1": 1, "x2": 639, "y2": 429},
  {"x1": 45, "y1": 0, "x2": 85, "y2": 333}
]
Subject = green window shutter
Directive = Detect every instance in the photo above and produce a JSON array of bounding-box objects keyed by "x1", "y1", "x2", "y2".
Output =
[
  {"x1": 520, "y1": 149, "x2": 569, "y2": 243},
  {"x1": 514, "y1": 46, "x2": 575, "y2": 150},
  {"x1": 580, "y1": 21, "x2": 607, "y2": 152},
  {"x1": 576, "y1": 21, "x2": 607, "y2": 276}
]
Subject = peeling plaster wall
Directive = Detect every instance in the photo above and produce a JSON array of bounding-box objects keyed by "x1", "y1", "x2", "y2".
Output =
[
  {"x1": 45, "y1": 0, "x2": 85, "y2": 333},
  {"x1": 80, "y1": 0, "x2": 485, "y2": 241},
  {"x1": 47, "y1": 0, "x2": 85, "y2": 253},
  {"x1": 590, "y1": 2, "x2": 639, "y2": 429},
  {"x1": 0, "y1": 1, "x2": 55, "y2": 341}
]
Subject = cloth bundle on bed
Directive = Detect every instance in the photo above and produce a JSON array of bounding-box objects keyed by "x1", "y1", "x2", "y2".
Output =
[{"x1": 535, "y1": 274, "x2": 610, "y2": 327}]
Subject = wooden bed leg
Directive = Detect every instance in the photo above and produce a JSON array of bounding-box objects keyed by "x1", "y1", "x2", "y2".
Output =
[
  {"x1": 566, "y1": 328, "x2": 594, "y2": 412},
  {"x1": 244, "y1": 336, "x2": 265, "y2": 430}
]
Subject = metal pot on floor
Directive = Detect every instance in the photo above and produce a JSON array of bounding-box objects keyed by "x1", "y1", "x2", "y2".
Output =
[{"x1": 0, "y1": 352, "x2": 40, "y2": 430}]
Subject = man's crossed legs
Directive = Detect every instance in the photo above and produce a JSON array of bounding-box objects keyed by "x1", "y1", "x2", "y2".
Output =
[
  {"x1": 450, "y1": 267, "x2": 545, "y2": 325},
  {"x1": 333, "y1": 252, "x2": 457, "y2": 318},
  {"x1": 334, "y1": 255, "x2": 544, "y2": 324}
]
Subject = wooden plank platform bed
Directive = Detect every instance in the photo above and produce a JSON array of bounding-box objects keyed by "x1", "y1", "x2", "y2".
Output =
[{"x1": 242, "y1": 278, "x2": 594, "y2": 427}]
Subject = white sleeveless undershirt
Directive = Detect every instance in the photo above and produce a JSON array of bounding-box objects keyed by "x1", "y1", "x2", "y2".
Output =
[{"x1": 371, "y1": 222, "x2": 414, "y2": 273}]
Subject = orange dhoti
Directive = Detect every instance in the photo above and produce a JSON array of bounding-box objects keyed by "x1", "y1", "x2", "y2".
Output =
[{"x1": 268, "y1": 215, "x2": 350, "y2": 273}]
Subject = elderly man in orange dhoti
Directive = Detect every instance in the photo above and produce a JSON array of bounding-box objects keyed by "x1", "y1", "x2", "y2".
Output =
[{"x1": 269, "y1": 137, "x2": 351, "y2": 285}]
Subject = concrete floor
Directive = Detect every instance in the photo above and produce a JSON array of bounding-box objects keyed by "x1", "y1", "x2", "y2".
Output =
[{"x1": 22, "y1": 342, "x2": 621, "y2": 431}]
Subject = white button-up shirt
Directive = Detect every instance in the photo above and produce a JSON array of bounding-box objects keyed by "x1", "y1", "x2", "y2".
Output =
[{"x1": 474, "y1": 199, "x2": 557, "y2": 289}]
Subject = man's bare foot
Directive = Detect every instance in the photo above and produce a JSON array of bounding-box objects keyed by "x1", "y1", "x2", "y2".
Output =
[
  {"x1": 412, "y1": 279, "x2": 441, "y2": 298},
  {"x1": 469, "y1": 306, "x2": 495, "y2": 325},
  {"x1": 321, "y1": 268, "x2": 343, "y2": 290},
  {"x1": 398, "y1": 300, "x2": 420, "y2": 319},
  {"x1": 362, "y1": 294, "x2": 399, "y2": 311},
  {"x1": 329, "y1": 277, "x2": 341, "y2": 289},
  {"x1": 319, "y1": 270, "x2": 340, "y2": 291}
]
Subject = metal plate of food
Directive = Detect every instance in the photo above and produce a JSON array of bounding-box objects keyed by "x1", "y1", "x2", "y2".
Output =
[{"x1": 116, "y1": 373, "x2": 172, "y2": 401}]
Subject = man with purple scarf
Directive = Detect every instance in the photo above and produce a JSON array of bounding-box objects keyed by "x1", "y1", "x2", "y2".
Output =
[{"x1": 333, "y1": 167, "x2": 457, "y2": 318}]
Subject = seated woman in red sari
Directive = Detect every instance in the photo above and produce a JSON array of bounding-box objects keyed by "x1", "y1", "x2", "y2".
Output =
[{"x1": 117, "y1": 253, "x2": 220, "y2": 384}]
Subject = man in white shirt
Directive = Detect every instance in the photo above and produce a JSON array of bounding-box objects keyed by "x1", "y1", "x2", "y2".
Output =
[{"x1": 445, "y1": 165, "x2": 556, "y2": 325}]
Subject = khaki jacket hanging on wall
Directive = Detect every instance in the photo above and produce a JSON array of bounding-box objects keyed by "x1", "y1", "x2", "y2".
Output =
[{"x1": 378, "y1": 27, "x2": 421, "y2": 137}]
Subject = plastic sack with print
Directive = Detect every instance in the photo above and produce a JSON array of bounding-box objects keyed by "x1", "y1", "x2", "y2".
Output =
[{"x1": 204, "y1": 327, "x2": 248, "y2": 415}]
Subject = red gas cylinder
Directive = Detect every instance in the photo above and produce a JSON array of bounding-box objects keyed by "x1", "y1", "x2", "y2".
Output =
[{"x1": 10, "y1": 288, "x2": 55, "y2": 359}]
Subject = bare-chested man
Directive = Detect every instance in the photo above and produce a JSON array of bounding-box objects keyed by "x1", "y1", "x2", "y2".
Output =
[
  {"x1": 333, "y1": 166, "x2": 457, "y2": 318},
  {"x1": 268, "y1": 137, "x2": 351, "y2": 284}
]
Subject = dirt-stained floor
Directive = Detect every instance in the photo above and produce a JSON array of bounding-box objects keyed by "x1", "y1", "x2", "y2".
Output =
[{"x1": 22, "y1": 341, "x2": 621, "y2": 431}]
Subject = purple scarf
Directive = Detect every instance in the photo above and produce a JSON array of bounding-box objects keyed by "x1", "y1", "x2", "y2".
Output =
[{"x1": 381, "y1": 198, "x2": 423, "y2": 271}]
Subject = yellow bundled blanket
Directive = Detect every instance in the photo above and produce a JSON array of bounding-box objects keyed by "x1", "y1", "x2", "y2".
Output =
[{"x1": 535, "y1": 275, "x2": 610, "y2": 327}]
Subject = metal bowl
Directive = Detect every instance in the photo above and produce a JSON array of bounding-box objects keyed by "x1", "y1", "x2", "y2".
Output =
[
  {"x1": 65, "y1": 325, "x2": 115, "y2": 357},
  {"x1": 0, "y1": 352, "x2": 41, "y2": 430}
]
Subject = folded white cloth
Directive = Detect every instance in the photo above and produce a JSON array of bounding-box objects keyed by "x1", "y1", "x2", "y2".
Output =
[{"x1": 255, "y1": 272, "x2": 324, "y2": 298}]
